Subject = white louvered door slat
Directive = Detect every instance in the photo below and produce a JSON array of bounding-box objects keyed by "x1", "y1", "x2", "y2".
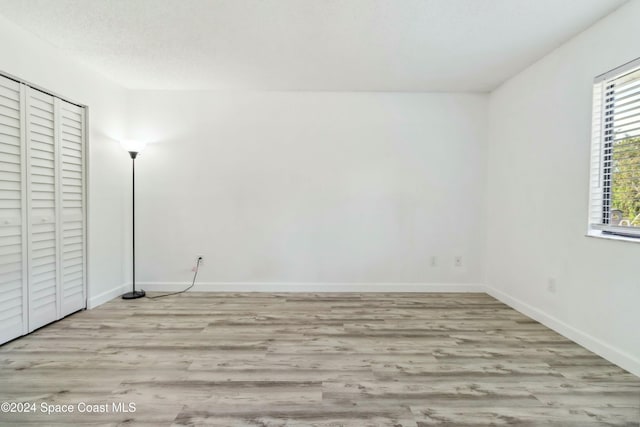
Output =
[
  {"x1": 26, "y1": 87, "x2": 58, "y2": 332},
  {"x1": 59, "y1": 100, "x2": 85, "y2": 316},
  {"x1": 0, "y1": 75, "x2": 27, "y2": 343}
]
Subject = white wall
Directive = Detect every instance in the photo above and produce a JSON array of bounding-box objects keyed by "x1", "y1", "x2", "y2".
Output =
[
  {"x1": 127, "y1": 91, "x2": 487, "y2": 288},
  {"x1": 0, "y1": 15, "x2": 130, "y2": 307},
  {"x1": 486, "y1": 0, "x2": 640, "y2": 376}
]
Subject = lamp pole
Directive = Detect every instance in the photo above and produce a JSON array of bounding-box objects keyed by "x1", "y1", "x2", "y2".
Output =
[{"x1": 122, "y1": 150, "x2": 145, "y2": 299}]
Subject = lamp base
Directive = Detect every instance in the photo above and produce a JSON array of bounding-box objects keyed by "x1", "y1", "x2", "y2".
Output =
[{"x1": 122, "y1": 290, "x2": 146, "y2": 300}]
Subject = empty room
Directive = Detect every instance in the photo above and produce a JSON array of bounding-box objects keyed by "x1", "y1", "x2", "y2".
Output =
[{"x1": 0, "y1": 0, "x2": 639, "y2": 425}]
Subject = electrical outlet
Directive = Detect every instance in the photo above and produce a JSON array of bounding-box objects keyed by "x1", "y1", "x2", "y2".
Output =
[
  {"x1": 547, "y1": 278, "x2": 557, "y2": 293},
  {"x1": 454, "y1": 256, "x2": 463, "y2": 267},
  {"x1": 430, "y1": 256, "x2": 438, "y2": 267},
  {"x1": 197, "y1": 255, "x2": 204, "y2": 266}
]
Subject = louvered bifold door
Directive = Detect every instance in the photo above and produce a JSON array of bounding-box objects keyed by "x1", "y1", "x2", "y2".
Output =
[
  {"x1": 26, "y1": 87, "x2": 58, "y2": 331},
  {"x1": 0, "y1": 77, "x2": 86, "y2": 343},
  {"x1": 59, "y1": 100, "x2": 85, "y2": 316},
  {"x1": 0, "y1": 76, "x2": 27, "y2": 343}
]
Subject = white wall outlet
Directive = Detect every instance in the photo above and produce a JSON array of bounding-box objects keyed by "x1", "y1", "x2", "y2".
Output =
[
  {"x1": 197, "y1": 255, "x2": 204, "y2": 266},
  {"x1": 547, "y1": 278, "x2": 557, "y2": 293},
  {"x1": 430, "y1": 256, "x2": 438, "y2": 267},
  {"x1": 454, "y1": 256, "x2": 463, "y2": 267}
]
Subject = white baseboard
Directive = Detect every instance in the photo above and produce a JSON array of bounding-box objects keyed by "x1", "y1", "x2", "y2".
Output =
[
  {"x1": 137, "y1": 282, "x2": 485, "y2": 293},
  {"x1": 87, "y1": 283, "x2": 129, "y2": 309},
  {"x1": 484, "y1": 285, "x2": 640, "y2": 378}
]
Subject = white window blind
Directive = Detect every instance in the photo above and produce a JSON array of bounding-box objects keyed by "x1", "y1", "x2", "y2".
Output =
[{"x1": 589, "y1": 58, "x2": 640, "y2": 238}]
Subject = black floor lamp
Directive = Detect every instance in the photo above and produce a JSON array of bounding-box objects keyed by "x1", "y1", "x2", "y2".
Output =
[{"x1": 121, "y1": 140, "x2": 147, "y2": 300}]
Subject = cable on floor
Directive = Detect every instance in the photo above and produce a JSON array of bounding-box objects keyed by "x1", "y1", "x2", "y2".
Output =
[{"x1": 148, "y1": 257, "x2": 202, "y2": 299}]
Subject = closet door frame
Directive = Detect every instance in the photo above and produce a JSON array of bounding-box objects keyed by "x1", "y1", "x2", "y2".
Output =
[
  {"x1": 2, "y1": 69, "x2": 89, "y2": 323},
  {"x1": 82, "y1": 107, "x2": 89, "y2": 311}
]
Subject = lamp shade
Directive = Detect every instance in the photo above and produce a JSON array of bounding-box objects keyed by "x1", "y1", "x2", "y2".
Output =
[{"x1": 120, "y1": 140, "x2": 147, "y2": 154}]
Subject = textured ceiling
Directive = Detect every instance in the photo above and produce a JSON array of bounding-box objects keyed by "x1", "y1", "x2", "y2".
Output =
[{"x1": 0, "y1": 0, "x2": 628, "y2": 91}]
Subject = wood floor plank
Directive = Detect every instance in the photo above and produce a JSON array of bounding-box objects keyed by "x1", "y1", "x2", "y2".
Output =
[{"x1": 0, "y1": 292, "x2": 638, "y2": 426}]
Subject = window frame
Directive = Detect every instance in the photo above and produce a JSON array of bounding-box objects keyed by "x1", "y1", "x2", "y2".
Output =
[{"x1": 588, "y1": 58, "x2": 640, "y2": 240}]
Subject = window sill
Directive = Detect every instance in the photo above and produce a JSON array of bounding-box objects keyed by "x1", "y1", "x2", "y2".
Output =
[{"x1": 586, "y1": 229, "x2": 640, "y2": 244}]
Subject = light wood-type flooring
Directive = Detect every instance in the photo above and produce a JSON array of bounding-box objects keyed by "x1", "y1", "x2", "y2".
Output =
[{"x1": 0, "y1": 292, "x2": 638, "y2": 426}]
